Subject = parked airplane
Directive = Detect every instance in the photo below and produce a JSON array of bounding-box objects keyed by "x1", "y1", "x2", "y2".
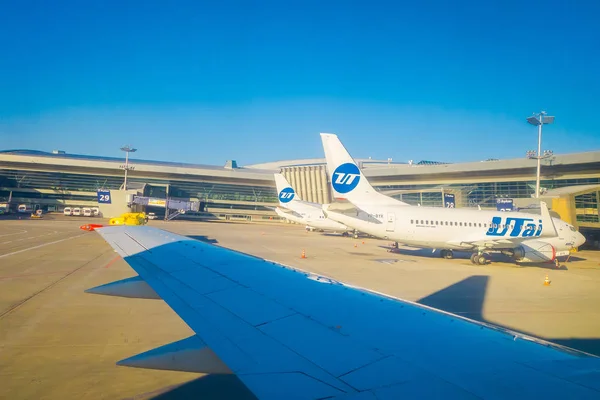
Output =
[
  {"x1": 320, "y1": 133, "x2": 586, "y2": 265},
  {"x1": 273, "y1": 173, "x2": 351, "y2": 235},
  {"x1": 87, "y1": 225, "x2": 600, "y2": 399}
]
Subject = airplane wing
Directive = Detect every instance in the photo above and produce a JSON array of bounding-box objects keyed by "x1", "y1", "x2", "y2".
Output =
[
  {"x1": 446, "y1": 237, "x2": 531, "y2": 250},
  {"x1": 323, "y1": 201, "x2": 382, "y2": 224},
  {"x1": 274, "y1": 207, "x2": 304, "y2": 219},
  {"x1": 90, "y1": 226, "x2": 600, "y2": 399}
]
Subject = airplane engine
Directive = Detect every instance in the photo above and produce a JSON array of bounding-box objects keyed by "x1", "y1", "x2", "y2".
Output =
[{"x1": 512, "y1": 240, "x2": 556, "y2": 263}]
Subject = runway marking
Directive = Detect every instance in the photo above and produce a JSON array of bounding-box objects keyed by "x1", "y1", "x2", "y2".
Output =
[
  {"x1": 103, "y1": 255, "x2": 120, "y2": 268},
  {"x1": 0, "y1": 270, "x2": 73, "y2": 281},
  {"x1": 0, "y1": 229, "x2": 28, "y2": 238},
  {"x1": 2, "y1": 231, "x2": 61, "y2": 244},
  {"x1": 0, "y1": 249, "x2": 113, "y2": 318},
  {"x1": 0, "y1": 233, "x2": 86, "y2": 259}
]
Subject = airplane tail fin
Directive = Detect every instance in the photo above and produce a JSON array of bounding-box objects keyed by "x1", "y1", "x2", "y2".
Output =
[
  {"x1": 320, "y1": 133, "x2": 409, "y2": 206},
  {"x1": 274, "y1": 173, "x2": 301, "y2": 206}
]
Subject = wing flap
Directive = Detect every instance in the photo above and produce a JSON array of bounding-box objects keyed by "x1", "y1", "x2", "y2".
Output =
[
  {"x1": 207, "y1": 286, "x2": 297, "y2": 327},
  {"x1": 171, "y1": 266, "x2": 238, "y2": 295},
  {"x1": 258, "y1": 313, "x2": 385, "y2": 378},
  {"x1": 240, "y1": 372, "x2": 346, "y2": 400}
]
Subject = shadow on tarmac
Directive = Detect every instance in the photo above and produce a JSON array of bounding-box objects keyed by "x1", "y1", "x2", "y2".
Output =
[
  {"x1": 378, "y1": 245, "x2": 584, "y2": 270},
  {"x1": 416, "y1": 275, "x2": 600, "y2": 356},
  {"x1": 136, "y1": 374, "x2": 257, "y2": 400}
]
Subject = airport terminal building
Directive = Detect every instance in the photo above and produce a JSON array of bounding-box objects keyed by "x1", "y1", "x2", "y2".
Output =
[{"x1": 1, "y1": 148, "x2": 599, "y2": 237}]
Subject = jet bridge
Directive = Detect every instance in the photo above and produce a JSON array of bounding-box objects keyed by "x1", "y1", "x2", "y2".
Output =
[
  {"x1": 512, "y1": 184, "x2": 600, "y2": 250},
  {"x1": 131, "y1": 196, "x2": 201, "y2": 220}
]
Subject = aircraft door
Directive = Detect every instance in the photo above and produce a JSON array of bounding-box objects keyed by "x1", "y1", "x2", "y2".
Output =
[{"x1": 386, "y1": 212, "x2": 395, "y2": 232}]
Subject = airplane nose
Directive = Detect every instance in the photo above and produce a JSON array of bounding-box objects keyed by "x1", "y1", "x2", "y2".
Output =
[{"x1": 575, "y1": 232, "x2": 586, "y2": 248}]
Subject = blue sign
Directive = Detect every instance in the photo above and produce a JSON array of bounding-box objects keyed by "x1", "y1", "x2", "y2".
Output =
[
  {"x1": 278, "y1": 187, "x2": 295, "y2": 203},
  {"x1": 332, "y1": 163, "x2": 361, "y2": 194},
  {"x1": 97, "y1": 190, "x2": 111, "y2": 204},
  {"x1": 444, "y1": 193, "x2": 455, "y2": 208},
  {"x1": 496, "y1": 198, "x2": 514, "y2": 212},
  {"x1": 486, "y1": 216, "x2": 542, "y2": 237}
]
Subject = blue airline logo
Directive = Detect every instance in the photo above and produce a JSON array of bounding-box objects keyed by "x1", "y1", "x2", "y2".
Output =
[
  {"x1": 332, "y1": 163, "x2": 361, "y2": 194},
  {"x1": 486, "y1": 216, "x2": 542, "y2": 237},
  {"x1": 279, "y1": 187, "x2": 295, "y2": 203}
]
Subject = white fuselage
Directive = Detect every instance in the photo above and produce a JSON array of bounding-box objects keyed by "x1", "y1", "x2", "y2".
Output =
[{"x1": 325, "y1": 204, "x2": 585, "y2": 254}]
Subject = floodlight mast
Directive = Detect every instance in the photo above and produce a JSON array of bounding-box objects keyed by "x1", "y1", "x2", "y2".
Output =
[
  {"x1": 120, "y1": 145, "x2": 137, "y2": 190},
  {"x1": 526, "y1": 112, "x2": 554, "y2": 198}
]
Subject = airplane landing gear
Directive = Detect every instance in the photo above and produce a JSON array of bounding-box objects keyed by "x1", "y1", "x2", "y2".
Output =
[
  {"x1": 470, "y1": 253, "x2": 487, "y2": 265},
  {"x1": 440, "y1": 249, "x2": 454, "y2": 259}
]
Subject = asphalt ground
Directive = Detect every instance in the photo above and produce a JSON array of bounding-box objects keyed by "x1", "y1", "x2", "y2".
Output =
[{"x1": 1, "y1": 214, "x2": 599, "y2": 399}]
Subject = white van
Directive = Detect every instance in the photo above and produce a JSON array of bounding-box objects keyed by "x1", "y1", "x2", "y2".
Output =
[
  {"x1": 18, "y1": 204, "x2": 32, "y2": 213},
  {"x1": 83, "y1": 208, "x2": 92, "y2": 217},
  {"x1": 63, "y1": 207, "x2": 72, "y2": 216},
  {"x1": 73, "y1": 207, "x2": 82, "y2": 216},
  {"x1": 92, "y1": 207, "x2": 100, "y2": 217}
]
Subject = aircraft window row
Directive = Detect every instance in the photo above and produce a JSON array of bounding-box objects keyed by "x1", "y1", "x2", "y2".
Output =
[{"x1": 410, "y1": 219, "x2": 490, "y2": 228}]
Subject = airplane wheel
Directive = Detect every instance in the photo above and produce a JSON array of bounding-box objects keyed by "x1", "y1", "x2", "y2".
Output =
[
  {"x1": 354, "y1": 234, "x2": 359, "y2": 239},
  {"x1": 476, "y1": 255, "x2": 487, "y2": 265},
  {"x1": 442, "y1": 250, "x2": 454, "y2": 259},
  {"x1": 470, "y1": 253, "x2": 478, "y2": 264}
]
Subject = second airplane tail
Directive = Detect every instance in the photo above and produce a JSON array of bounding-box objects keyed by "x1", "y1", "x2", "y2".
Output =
[
  {"x1": 274, "y1": 173, "x2": 301, "y2": 207},
  {"x1": 320, "y1": 133, "x2": 409, "y2": 206}
]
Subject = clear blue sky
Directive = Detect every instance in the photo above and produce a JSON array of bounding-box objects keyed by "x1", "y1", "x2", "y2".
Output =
[{"x1": 1, "y1": 0, "x2": 599, "y2": 166}]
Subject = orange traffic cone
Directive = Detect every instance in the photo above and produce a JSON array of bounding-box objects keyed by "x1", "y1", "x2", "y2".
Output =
[
  {"x1": 301, "y1": 249, "x2": 306, "y2": 259},
  {"x1": 362, "y1": 241, "x2": 365, "y2": 244},
  {"x1": 544, "y1": 275, "x2": 551, "y2": 286},
  {"x1": 80, "y1": 223, "x2": 104, "y2": 231}
]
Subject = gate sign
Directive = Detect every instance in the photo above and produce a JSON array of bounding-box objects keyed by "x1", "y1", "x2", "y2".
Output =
[
  {"x1": 97, "y1": 190, "x2": 111, "y2": 204},
  {"x1": 444, "y1": 193, "x2": 455, "y2": 208},
  {"x1": 496, "y1": 198, "x2": 514, "y2": 212}
]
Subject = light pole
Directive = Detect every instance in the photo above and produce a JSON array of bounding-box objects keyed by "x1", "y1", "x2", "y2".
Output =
[
  {"x1": 526, "y1": 112, "x2": 554, "y2": 198},
  {"x1": 120, "y1": 145, "x2": 137, "y2": 190}
]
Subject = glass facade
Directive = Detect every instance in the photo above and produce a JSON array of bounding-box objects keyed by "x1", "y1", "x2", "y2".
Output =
[
  {"x1": 1, "y1": 153, "x2": 598, "y2": 226},
  {"x1": 0, "y1": 168, "x2": 277, "y2": 207},
  {"x1": 575, "y1": 192, "x2": 599, "y2": 223},
  {"x1": 378, "y1": 178, "x2": 600, "y2": 209}
]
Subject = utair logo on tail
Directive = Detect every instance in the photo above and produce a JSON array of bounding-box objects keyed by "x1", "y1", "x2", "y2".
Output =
[
  {"x1": 279, "y1": 187, "x2": 295, "y2": 203},
  {"x1": 486, "y1": 216, "x2": 543, "y2": 237},
  {"x1": 332, "y1": 163, "x2": 361, "y2": 194}
]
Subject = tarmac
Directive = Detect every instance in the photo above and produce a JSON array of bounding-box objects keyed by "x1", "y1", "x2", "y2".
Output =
[{"x1": 1, "y1": 214, "x2": 600, "y2": 399}]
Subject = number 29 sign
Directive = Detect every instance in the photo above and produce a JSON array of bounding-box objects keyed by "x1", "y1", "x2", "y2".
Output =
[{"x1": 97, "y1": 190, "x2": 111, "y2": 204}]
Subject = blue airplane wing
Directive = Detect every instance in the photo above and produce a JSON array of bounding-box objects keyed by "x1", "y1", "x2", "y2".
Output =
[{"x1": 91, "y1": 225, "x2": 600, "y2": 399}]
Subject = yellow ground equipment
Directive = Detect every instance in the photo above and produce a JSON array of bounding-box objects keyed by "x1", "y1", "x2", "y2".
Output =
[
  {"x1": 108, "y1": 212, "x2": 148, "y2": 226},
  {"x1": 30, "y1": 210, "x2": 43, "y2": 219}
]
